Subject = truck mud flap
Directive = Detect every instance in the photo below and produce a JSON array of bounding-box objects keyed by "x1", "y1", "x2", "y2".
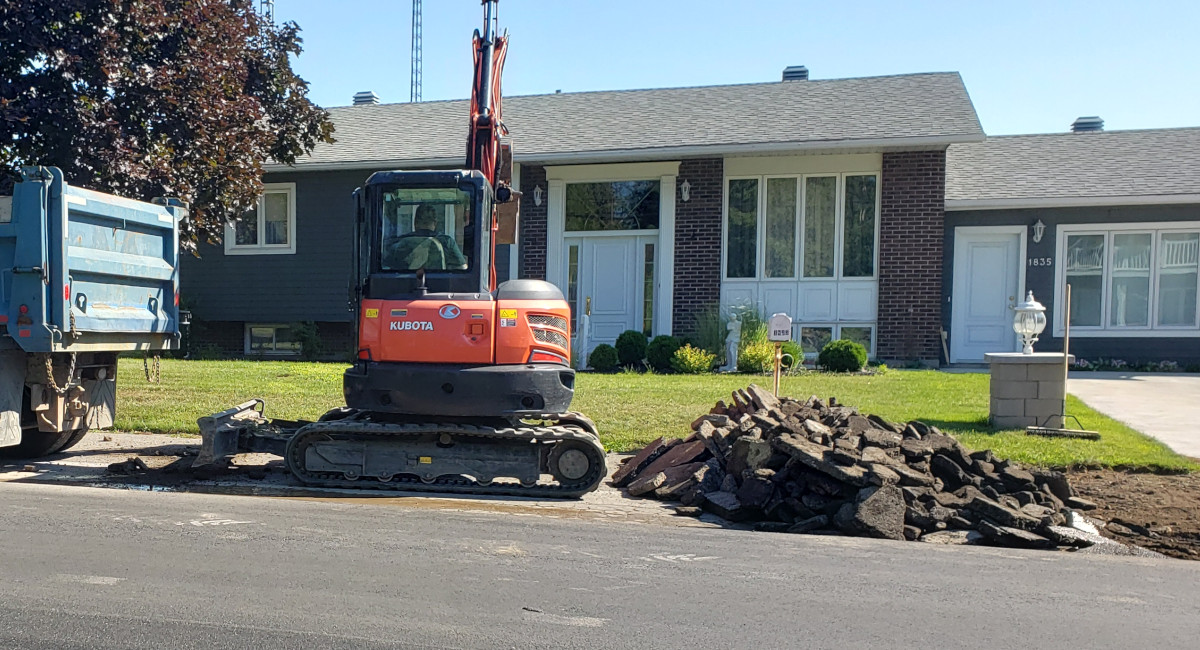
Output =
[{"x1": 0, "y1": 351, "x2": 25, "y2": 448}]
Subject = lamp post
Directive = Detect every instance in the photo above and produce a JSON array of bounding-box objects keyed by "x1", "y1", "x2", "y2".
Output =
[{"x1": 1012, "y1": 291, "x2": 1047, "y2": 354}]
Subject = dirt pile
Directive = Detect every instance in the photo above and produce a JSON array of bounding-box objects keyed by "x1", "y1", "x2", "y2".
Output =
[{"x1": 614, "y1": 385, "x2": 1099, "y2": 549}]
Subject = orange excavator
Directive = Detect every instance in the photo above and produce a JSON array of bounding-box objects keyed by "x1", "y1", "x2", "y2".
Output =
[{"x1": 196, "y1": 0, "x2": 605, "y2": 497}]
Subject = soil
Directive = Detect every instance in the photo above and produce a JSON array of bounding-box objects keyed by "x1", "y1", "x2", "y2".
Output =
[{"x1": 1067, "y1": 468, "x2": 1200, "y2": 561}]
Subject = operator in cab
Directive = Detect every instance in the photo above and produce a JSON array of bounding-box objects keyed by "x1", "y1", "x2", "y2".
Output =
[{"x1": 385, "y1": 204, "x2": 468, "y2": 271}]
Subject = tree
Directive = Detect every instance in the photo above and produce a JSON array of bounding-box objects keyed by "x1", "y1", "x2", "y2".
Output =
[{"x1": 0, "y1": 0, "x2": 334, "y2": 251}]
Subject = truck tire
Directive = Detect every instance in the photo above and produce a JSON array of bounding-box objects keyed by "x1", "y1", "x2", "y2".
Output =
[
  {"x1": 0, "y1": 428, "x2": 76, "y2": 459},
  {"x1": 55, "y1": 428, "x2": 90, "y2": 453}
]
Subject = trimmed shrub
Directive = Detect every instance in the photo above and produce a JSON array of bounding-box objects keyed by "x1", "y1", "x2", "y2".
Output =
[
  {"x1": 588, "y1": 344, "x2": 619, "y2": 372},
  {"x1": 646, "y1": 335, "x2": 682, "y2": 372},
  {"x1": 818, "y1": 339, "x2": 868, "y2": 372},
  {"x1": 615, "y1": 330, "x2": 649, "y2": 367},
  {"x1": 671, "y1": 344, "x2": 716, "y2": 374},
  {"x1": 737, "y1": 338, "x2": 775, "y2": 373}
]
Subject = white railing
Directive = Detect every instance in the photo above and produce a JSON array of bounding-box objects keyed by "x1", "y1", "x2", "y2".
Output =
[
  {"x1": 1066, "y1": 244, "x2": 1104, "y2": 272},
  {"x1": 1160, "y1": 237, "x2": 1199, "y2": 269}
]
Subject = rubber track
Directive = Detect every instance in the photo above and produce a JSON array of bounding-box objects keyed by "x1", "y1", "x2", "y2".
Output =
[{"x1": 284, "y1": 418, "x2": 606, "y2": 499}]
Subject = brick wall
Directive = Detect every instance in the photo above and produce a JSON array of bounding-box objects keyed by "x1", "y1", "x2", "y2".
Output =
[
  {"x1": 518, "y1": 164, "x2": 548, "y2": 279},
  {"x1": 877, "y1": 151, "x2": 946, "y2": 364},
  {"x1": 672, "y1": 158, "x2": 724, "y2": 336}
]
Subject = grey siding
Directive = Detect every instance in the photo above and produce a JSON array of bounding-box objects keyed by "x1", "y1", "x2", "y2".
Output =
[
  {"x1": 182, "y1": 169, "x2": 371, "y2": 323},
  {"x1": 944, "y1": 203, "x2": 1200, "y2": 364}
]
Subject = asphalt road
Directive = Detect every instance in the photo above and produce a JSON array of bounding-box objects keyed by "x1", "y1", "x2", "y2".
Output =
[{"x1": 1, "y1": 483, "x2": 1198, "y2": 649}]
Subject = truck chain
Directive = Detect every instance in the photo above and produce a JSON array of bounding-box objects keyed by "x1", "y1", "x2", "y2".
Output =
[{"x1": 284, "y1": 416, "x2": 607, "y2": 499}]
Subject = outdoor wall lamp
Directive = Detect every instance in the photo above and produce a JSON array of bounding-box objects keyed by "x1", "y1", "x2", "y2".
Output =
[
  {"x1": 1012, "y1": 290, "x2": 1047, "y2": 354},
  {"x1": 532, "y1": 184, "x2": 544, "y2": 207},
  {"x1": 1031, "y1": 219, "x2": 1046, "y2": 243},
  {"x1": 680, "y1": 179, "x2": 691, "y2": 202}
]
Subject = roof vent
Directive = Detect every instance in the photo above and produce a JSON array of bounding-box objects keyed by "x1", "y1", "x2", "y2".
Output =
[
  {"x1": 1071, "y1": 116, "x2": 1104, "y2": 133},
  {"x1": 353, "y1": 91, "x2": 380, "y2": 106},
  {"x1": 782, "y1": 65, "x2": 809, "y2": 81}
]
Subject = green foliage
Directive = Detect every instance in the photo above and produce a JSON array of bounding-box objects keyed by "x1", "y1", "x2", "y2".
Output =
[
  {"x1": 818, "y1": 339, "x2": 868, "y2": 372},
  {"x1": 671, "y1": 344, "x2": 716, "y2": 374},
  {"x1": 780, "y1": 340, "x2": 803, "y2": 370},
  {"x1": 614, "y1": 330, "x2": 648, "y2": 367},
  {"x1": 690, "y1": 304, "x2": 727, "y2": 359},
  {"x1": 737, "y1": 338, "x2": 775, "y2": 373},
  {"x1": 646, "y1": 335, "x2": 682, "y2": 372},
  {"x1": 290, "y1": 321, "x2": 324, "y2": 361},
  {"x1": 588, "y1": 344, "x2": 619, "y2": 372},
  {"x1": 0, "y1": 1, "x2": 334, "y2": 249}
]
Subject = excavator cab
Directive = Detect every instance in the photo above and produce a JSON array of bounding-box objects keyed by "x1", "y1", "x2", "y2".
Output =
[{"x1": 358, "y1": 170, "x2": 491, "y2": 297}]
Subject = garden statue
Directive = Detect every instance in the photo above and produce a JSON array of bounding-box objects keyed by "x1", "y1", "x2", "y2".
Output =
[
  {"x1": 723, "y1": 313, "x2": 741, "y2": 372},
  {"x1": 575, "y1": 297, "x2": 592, "y2": 370}
]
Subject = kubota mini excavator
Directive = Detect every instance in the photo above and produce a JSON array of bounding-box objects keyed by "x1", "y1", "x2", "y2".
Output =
[{"x1": 196, "y1": 0, "x2": 606, "y2": 497}]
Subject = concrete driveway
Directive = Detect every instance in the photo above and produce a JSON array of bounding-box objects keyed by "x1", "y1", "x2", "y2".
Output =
[{"x1": 1068, "y1": 372, "x2": 1200, "y2": 458}]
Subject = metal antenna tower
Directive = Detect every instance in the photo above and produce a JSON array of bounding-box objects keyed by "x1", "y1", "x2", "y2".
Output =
[
  {"x1": 410, "y1": 0, "x2": 422, "y2": 102},
  {"x1": 260, "y1": 0, "x2": 275, "y2": 24}
]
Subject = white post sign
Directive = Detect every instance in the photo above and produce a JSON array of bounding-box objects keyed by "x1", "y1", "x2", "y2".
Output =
[
  {"x1": 768, "y1": 313, "x2": 793, "y2": 342},
  {"x1": 768, "y1": 313, "x2": 792, "y2": 397}
]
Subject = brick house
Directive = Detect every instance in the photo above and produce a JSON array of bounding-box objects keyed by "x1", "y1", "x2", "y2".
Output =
[
  {"x1": 943, "y1": 124, "x2": 1200, "y2": 365},
  {"x1": 182, "y1": 70, "x2": 985, "y2": 363}
]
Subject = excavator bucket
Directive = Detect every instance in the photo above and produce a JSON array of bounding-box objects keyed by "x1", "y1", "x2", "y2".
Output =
[{"x1": 194, "y1": 399, "x2": 267, "y2": 467}]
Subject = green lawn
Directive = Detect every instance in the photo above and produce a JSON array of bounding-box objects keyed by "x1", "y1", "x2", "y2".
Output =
[{"x1": 114, "y1": 359, "x2": 1197, "y2": 472}]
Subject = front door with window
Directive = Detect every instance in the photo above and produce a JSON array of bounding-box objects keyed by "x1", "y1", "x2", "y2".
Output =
[
  {"x1": 951, "y1": 228, "x2": 1024, "y2": 362},
  {"x1": 566, "y1": 236, "x2": 655, "y2": 357}
]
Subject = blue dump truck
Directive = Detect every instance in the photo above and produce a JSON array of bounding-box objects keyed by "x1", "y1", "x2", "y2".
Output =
[{"x1": 1, "y1": 167, "x2": 183, "y2": 457}]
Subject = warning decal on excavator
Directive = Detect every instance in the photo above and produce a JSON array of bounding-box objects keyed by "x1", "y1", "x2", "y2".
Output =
[
  {"x1": 419, "y1": 456, "x2": 432, "y2": 464},
  {"x1": 390, "y1": 309, "x2": 408, "y2": 317},
  {"x1": 499, "y1": 309, "x2": 517, "y2": 319},
  {"x1": 365, "y1": 308, "x2": 379, "y2": 319}
]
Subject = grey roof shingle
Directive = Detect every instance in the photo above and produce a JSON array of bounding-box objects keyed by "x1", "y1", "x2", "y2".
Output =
[
  {"x1": 946, "y1": 128, "x2": 1200, "y2": 205},
  {"x1": 290, "y1": 72, "x2": 982, "y2": 168}
]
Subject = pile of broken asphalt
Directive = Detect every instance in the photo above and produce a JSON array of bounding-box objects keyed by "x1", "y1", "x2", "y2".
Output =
[{"x1": 613, "y1": 384, "x2": 1118, "y2": 552}]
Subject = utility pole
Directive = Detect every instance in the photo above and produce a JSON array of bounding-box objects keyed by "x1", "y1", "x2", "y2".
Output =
[
  {"x1": 260, "y1": 0, "x2": 275, "y2": 25},
  {"x1": 411, "y1": 0, "x2": 423, "y2": 102}
]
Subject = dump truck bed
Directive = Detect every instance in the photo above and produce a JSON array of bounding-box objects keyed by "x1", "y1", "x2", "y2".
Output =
[{"x1": 1, "y1": 167, "x2": 182, "y2": 353}]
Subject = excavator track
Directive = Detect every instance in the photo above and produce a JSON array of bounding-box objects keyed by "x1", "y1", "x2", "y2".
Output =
[{"x1": 283, "y1": 414, "x2": 606, "y2": 498}]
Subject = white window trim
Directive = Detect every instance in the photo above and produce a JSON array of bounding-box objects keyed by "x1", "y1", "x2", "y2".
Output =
[
  {"x1": 225, "y1": 183, "x2": 297, "y2": 255},
  {"x1": 721, "y1": 172, "x2": 881, "y2": 282},
  {"x1": 244, "y1": 323, "x2": 302, "y2": 356},
  {"x1": 1053, "y1": 221, "x2": 1200, "y2": 338}
]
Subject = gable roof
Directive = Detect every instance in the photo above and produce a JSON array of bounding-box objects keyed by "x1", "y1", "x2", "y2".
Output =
[
  {"x1": 281, "y1": 72, "x2": 983, "y2": 170},
  {"x1": 946, "y1": 127, "x2": 1200, "y2": 210}
]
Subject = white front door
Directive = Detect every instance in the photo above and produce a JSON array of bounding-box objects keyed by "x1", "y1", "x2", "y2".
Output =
[
  {"x1": 951, "y1": 228, "x2": 1025, "y2": 362},
  {"x1": 565, "y1": 235, "x2": 654, "y2": 356}
]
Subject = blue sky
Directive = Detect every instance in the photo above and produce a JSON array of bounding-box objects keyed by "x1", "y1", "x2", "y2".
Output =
[{"x1": 277, "y1": 0, "x2": 1199, "y2": 135}]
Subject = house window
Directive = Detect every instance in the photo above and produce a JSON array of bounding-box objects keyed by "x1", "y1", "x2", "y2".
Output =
[
  {"x1": 1059, "y1": 225, "x2": 1200, "y2": 334},
  {"x1": 565, "y1": 180, "x2": 660, "y2": 231},
  {"x1": 842, "y1": 175, "x2": 877, "y2": 278},
  {"x1": 724, "y1": 173, "x2": 879, "y2": 280},
  {"x1": 798, "y1": 324, "x2": 875, "y2": 358},
  {"x1": 764, "y1": 177, "x2": 797, "y2": 278},
  {"x1": 725, "y1": 178, "x2": 758, "y2": 278},
  {"x1": 1158, "y1": 232, "x2": 1199, "y2": 327},
  {"x1": 803, "y1": 176, "x2": 837, "y2": 278},
  {"x1": 226, "y1": 183, "x2": 296, "y2": 255},
  {"x1": 245, "y1": 324, "x2": 301, "y2": 356}
]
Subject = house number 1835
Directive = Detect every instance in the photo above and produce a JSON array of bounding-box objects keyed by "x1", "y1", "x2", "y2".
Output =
[{"x1": 1028, "y1": 257, "x2": 1053, "y2": 267}]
